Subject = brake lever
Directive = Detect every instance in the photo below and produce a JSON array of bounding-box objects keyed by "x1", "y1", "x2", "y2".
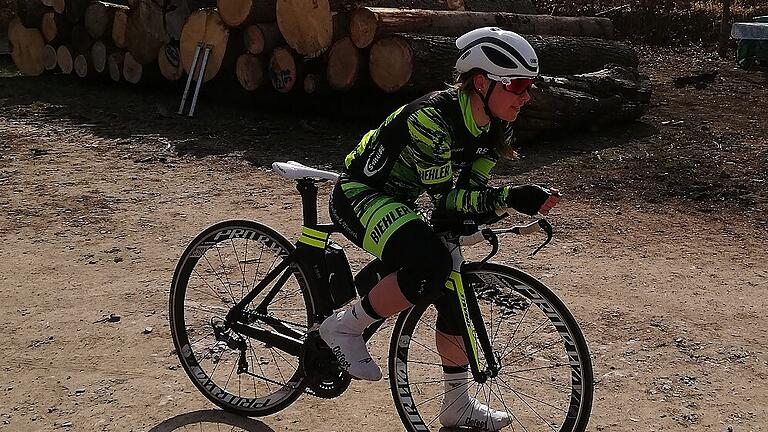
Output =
[
  {"x1": 480, "y1": 228, "x2": 498, "y2": 263},
  {"x1": 530, "y1": 219, "x2": 553, "y2": 256}
]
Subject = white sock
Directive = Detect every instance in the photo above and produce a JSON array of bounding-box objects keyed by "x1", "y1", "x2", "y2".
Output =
[{"x1": 336, "y1": 299, "x2": 379, "y2": 335}]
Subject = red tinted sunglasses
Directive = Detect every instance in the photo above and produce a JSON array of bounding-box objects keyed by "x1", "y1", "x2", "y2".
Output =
[{"x1": 501, "y1": 78, "x2": 535, "y2": 95}]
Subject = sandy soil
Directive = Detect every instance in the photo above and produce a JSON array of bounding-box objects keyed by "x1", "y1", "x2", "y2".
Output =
[{"x1": 0, "y1": 46, "x2": 767, "y2": 432}]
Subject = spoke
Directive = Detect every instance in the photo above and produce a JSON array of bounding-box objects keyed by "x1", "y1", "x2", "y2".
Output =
[
  {"x1": 508, "y1": 363, "x2": 568, "y2": 375},
  {"x1": 202, "y1": 254, "x2": 238, "y2": 305},
  {"x1": 402, "y1": 359, "x2": 451, "y2": 368},
  {"x1": 414, "y1": 380, "x2": 471, "y2": 410},
  {"x1": 229, "y1": 238, "x2": 246, "y2": 300},
  {"x1": 497, "y1": 375, "x2": 567, "y2": 415},
  {"x1": 499, "y1": 304, "x2": 530, "y2": 361},
  {"x1": 269, "y1": 348, "x2": 287, "y2": 384},
  {"x1": 502, "y1": 335, "x2": 560, "y2": 366},
  {"x1": 213, "y1": 246, "x2": 238, "y2": 302},
  {"x1": 498, "y1": 377, "x2": 558, "y2": 432},
  {"x1": 242, "y1": 239, "x2": 249, "y2": 299},
  {"x1": 191, "y1": 268, "x2": 230, "y2": 303},
  {"x1": 501, "y1": 373, "x2": 572, "y2": 390},
  {"x1": 500, "y1": 318, "x2": 550, "y2": 363},
  {"x1": 249, "y1": 246, "x2": 265, "y2": 292},
  {"x1": 408, "y1": 332, "x2": 447, "y2": 363}
]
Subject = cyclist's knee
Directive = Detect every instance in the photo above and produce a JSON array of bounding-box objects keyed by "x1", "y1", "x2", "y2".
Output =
[{"x1": 397, "y1": 243, "x2": 452, "y2": 306}]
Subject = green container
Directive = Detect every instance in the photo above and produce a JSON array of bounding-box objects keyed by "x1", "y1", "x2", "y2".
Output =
[{"x1": 732, "y1": 21, "x2": 768, "y2": 68}]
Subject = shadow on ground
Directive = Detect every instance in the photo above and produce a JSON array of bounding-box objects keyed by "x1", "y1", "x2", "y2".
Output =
[{"x1": 148, "y1": 410, "x2": 275, "y2": 432}]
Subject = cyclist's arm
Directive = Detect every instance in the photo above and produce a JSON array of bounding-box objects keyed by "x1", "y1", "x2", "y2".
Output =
[{"x1": 405, "y1": 109, "x2": 509, "y2": 214}]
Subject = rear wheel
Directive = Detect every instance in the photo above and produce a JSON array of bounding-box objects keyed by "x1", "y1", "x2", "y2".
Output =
[
  {"x1": 170, "y1": 220, "x2": 313, "y2": 416},
  {"x1": 389, "y1": 262, "x2": 593, "y2": 432}
]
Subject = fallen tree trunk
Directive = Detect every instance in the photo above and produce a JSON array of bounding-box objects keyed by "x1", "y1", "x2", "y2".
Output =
[
  {"x1": 16, "y1": 0, "x2": 50, "y2": 28},
  {"x1": 125, "y1": 0, "x2": 169, "y2": 64},
  {"x1": 41, "y1": 11, "x2": 70, "y2": 44},
  {"x1": 368, "y1": 33, "x2": 637, "y2": 93},
  {"x1": 123, "y1": 50, "x2": 161, "y2": 83},
  {"x1": 158, "y1": 41, "x2": 184, "y2": 80},
  {"x1": 108, "y1": 51, "x2": 124, "y2": 81},
  {"x1": 91, "y1": 40, "x2": 115, "y2": 73},
  {"x1": 243, "y1": 22, "x2": 281, "y2": 54},
  {"x1": 74, "y1": 52, "x2": 95, "y2": 77},
  {"x1": 276, "y1": 0, "x2": 333, "y2": 57},
  {"x1": 65, "y1": 0, "x2": 90, "y2": 24},
  {"x1": 56, "y1": 45, "x2": 74, "y2": 73},
  {"x1": 9, "y1": 18, "x2": 46, "y2": 76},
  {"x1": 43, "y1": 43, "x2": 58, "y2": 70},
  {"x1": 179, "y1": 8, "x2": 230, "y2": 81},
  {"x1": 463, "y1": 0, "x2": 536, "y2": 14},
  {"x1": 268, "y1": 45, "x2": 303, "y2": 92},
  {"x1": 326, "y1": 35, "x2": 362, "y2": 90},
  {"x1": 516, "y1": 64, "x2": 651, "y2": 138},
  {"x1": 218, "y1": 0, "x2": 276, "y2": 27},
  {"x1": 350, "y1": 7, "x2": 613, "y2": 48},
  {"x1": 331, "y1": 0, "x2": 466, "y2": 10},
  {"x1": 235, "y1": 52, "x2": 264, "y2": 90},
  {"x1": 85, "y1": 1, "x2": 129, "y2": 39}
]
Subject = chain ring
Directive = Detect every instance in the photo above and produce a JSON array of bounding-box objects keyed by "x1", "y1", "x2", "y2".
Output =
[{"x1": 301, "y1": 331, "x2": 351, "y2": 399}]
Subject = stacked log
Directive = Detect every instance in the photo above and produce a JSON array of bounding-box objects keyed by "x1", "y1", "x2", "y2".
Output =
[{"x1": 7, "y1": 0, "x2": 650, "y2": 136}]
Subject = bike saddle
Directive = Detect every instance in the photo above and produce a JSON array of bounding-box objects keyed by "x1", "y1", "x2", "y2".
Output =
[{"x1": 272, "y1": 161, "x2": 339, "y2": 182}]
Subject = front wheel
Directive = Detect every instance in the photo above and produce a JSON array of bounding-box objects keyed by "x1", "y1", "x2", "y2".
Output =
[
  {"x1": 389, "y1": 262, "x2": 593, "y2": 432},
  {"x1": 170, "y1": 220, "x2": 314, "y2": 416}
]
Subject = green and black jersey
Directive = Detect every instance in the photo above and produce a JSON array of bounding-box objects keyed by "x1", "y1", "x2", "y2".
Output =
[{"x1": 343, "y1": 87, "x2": 513, "y2": 214}]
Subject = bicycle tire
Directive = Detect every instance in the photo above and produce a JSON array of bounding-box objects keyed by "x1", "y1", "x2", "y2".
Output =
[
  {"x1": 170, "y1": 219, "x2": 314, "y2": 416},
  {"x1": 389, "y1": 262, "x2": 593, "y2": 432}
]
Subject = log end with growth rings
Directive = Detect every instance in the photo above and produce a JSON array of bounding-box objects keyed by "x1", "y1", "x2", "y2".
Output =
[
  {"x1": 327, "y1": 36, "x2": 360, "y2": 91},
  {"x1": 276, "y1": 0, "x2": 332, "y2": 57},
  {"x1": 269, "y1": 46, "x2": 298, "y2": 93},
  {"x1": 369, "y1": 36, "x2": 413, "y2": 93},
  {"x1": 349, "y1": 7, "x2": 377, "y2": 49},
  {"x1": 236, "y1": 53, "x2": 264, "y2": 91},
  {"x1": 8, "y1": 18, "x2": 46, "y2": 76}
]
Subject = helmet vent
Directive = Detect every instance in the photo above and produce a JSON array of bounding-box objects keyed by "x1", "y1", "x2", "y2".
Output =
[{"x1": 481, "y1": 46, "x2": 518, "y2": 69}]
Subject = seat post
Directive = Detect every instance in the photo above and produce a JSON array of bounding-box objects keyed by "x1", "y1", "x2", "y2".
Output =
[{"x1": 296, "y1": 179, "x2": 319, "y2": 228}]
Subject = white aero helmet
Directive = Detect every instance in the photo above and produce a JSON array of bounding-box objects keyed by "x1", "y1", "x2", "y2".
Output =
[{"x1": 455, "y1": 27, "x2": 539, "y2": 82}]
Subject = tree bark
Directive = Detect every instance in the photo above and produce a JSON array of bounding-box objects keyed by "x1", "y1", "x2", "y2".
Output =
[
  {"x1": 43, "y1": 43, "x2": 58, "y2": 70},
  {"x1": 112, "y1": 7, "x2": 128, "y2": 47},
  {"x1": 71, "y1": 25, "x2": 93, "y2": 54},
  {"x1": 179, "y1": 8, "x2": 231, "y2": 81},
  {"x1": 276, "y1": 0, "x2": 333, "y2": 57},
  {"x1": 125, "y1": 0, "x2": 170, "y2": 64},
  {"x1": 9, "y1": 18, "x2": 46, "y2": 76},
  {"x1": 243, "y1": 22, "x2": 281, "y2": 54},
  {"x1": 368, "y1": 33, "x2": 638, "y2": 93},
  {"x1": 516, "y1": 64, "x2": 651, "y2": 138},
  {"x1": 463, "y1": 0, "x2": 535, "y2": 14},
  {"x1": 91, "y1": 40, "x2": 115, "y2": 72},
  {"x1": 326, "y1": 35, "x2": 361, "y2": 90},
  {"x1": 84, "y1": 1, "x2": 128, "y2": 39},
  {"x1": 41, "y1": 11, "x2": 70, "y2": 44},
  {"x1": 108, "y1": 51, "x2": 124, "y2": 81},
  {"x1": 56, "y1": 45, "x2": 74, "y2": 73},
  {"x1": 65, "y1": 0, "x2": 90, "y2": 24},
  {"x1": 718, "y1": 0, "x2": 732, "y2": 57},
  {"x1": 158, "y1": 41, "x2": 184, "y2": 80},
  {"x1": 350, "y1": 7, "x2": 613, "y2": 48},
  {"x1": 235, "y1": 52, "x2": 264, "y2": 90},
  {"x1": 52, "y1": 0, "x2": 65, "y2": 14},
  {"x1": 16, "y1": 0, "x2": 50, "y2": 28},
  {"x1": 218, "y1": 0, "x2": 276, "y2": 27},
  {"x1": 332, "y1": 0, "x2": 465, "y2": 10}
]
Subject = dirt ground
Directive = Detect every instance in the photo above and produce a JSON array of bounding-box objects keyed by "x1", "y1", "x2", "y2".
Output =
[{"x1": 0, "y1": 45, "x2": 767, "y2": 432}]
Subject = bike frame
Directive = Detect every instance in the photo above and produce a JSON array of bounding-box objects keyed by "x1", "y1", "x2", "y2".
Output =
[{"x1": 224, "y1": 178, "x2": 497, "y2": 384}]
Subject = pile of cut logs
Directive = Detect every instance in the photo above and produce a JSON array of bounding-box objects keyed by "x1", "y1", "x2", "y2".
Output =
[{"x1": 8, "y1": 0, "x2": 651, "y2": 136}]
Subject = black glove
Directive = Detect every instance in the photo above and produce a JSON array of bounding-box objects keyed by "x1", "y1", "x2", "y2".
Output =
[{"x1": 503, "y1": 184, "x2": 552, "y2": 216}]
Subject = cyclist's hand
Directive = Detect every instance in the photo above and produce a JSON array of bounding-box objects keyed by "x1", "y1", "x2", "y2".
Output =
[{"x1": 503, "y1": 184, "x2": 560, "y2": 216}]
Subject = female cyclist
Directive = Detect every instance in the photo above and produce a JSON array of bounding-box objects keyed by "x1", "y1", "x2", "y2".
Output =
[{"x1": 320, "y1": 27, "x2": 560, "y2": 431}]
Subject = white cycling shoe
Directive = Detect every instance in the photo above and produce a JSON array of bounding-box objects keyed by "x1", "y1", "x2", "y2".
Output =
[
  {"x1": 439, "y1": 371, "x2": 513, "y2": 431},
  {"x1": 319, "y1": 301, "x2": 382, "y2": 381}
]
